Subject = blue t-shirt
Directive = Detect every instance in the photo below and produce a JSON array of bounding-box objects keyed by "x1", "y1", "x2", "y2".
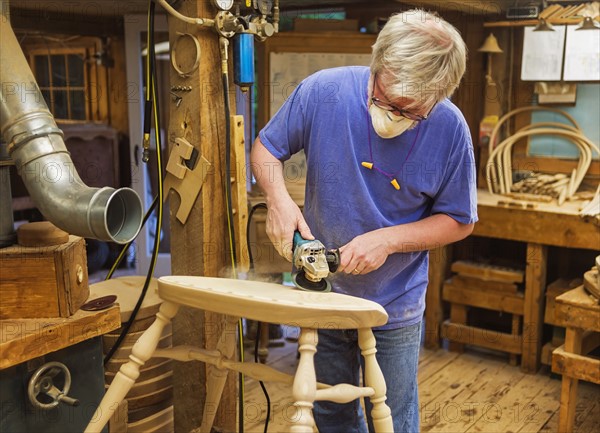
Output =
[{"x1": 259, "y1": 66, "x2": 478, "y2": 329}]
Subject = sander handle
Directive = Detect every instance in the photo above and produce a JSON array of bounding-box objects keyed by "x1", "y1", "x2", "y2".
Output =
[
  {"x1": 292, "y1": 230, "x2": 309, "y2": 250},
  {"x1": 326, "y1": 249, "x2": 340, "y2": 273}
]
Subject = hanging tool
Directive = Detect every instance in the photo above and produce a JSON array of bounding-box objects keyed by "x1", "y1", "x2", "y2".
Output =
[{"x1": 291, "y1": 231, "x2": 340, "y2": 292}]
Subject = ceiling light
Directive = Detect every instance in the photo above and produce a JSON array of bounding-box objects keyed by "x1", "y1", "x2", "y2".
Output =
[
  {"x1": 575, "y1": 16, "x2": 600, "y2": 31},
  {"x1": 533, "y1": 18, "x2": 555, "y2": 32}
]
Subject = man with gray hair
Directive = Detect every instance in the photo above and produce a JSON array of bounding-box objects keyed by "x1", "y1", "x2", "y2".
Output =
[{"x1": 251, "y1": 9, "x2": 477, "y2": 432}]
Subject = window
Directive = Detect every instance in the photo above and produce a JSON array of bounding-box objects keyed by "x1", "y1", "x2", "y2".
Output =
[{"x1": 30, "y1": 48, "x2": 90, "y2": 121}]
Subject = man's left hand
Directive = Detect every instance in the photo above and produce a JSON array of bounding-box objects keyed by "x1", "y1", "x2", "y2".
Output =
[{"x1": 338, "y1": 229, "x2": 391, "y2": 276}]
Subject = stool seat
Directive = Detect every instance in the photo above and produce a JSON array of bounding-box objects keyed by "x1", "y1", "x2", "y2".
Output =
[
  {"x1": 159, "y1": 276, "x2": 389, "y2": 329},
  {"x1": 84, "y1": 276, "x2": 393, "y2": 433}
]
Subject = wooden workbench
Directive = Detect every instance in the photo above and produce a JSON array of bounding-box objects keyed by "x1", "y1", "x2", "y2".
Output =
[
  {"x1": 0, "y1": 306, "x2": 120, "y2": 370},
  {"x1": 425, "y1": 189, "x2": 600, "y2": 373}
]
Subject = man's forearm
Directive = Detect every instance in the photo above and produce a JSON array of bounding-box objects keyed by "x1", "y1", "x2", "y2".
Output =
[
  {"x1": 250, "y1": 138, "x2": 289, "y2": 204},
  {"x1": 382, "y1": 214, "x2": 474, "y2": 254}
]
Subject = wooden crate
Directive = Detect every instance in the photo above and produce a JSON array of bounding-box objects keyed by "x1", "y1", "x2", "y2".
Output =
[
  {"x1": 442, "y1": 265, "x2": 525, "y2": 366},
  {"x1": 0, "y1": 235, "x2": 89, "y2": 319}
]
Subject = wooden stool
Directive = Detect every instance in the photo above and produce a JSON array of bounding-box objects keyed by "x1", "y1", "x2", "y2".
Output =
[
  {"x1": 551, "y1": 286, "x2": 600, "y2": 433},
  {"x1": 84, "y1": 276, "x2": 391, "y2": 433},
  {"x1": 89, "y1": 276, "x2": 174, "y2": 432}
]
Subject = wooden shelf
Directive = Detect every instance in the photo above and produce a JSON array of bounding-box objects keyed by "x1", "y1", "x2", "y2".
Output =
[
  {"x1": 0, "y1": 305, "x2": 120, "y2": 369},
  {"x1": 484, "y1": 18, "x2": 589, "y2": 27}
]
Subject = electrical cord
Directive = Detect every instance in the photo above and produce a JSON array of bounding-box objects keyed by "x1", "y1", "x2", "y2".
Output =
[
  {"x1": 222, "y1": 72, "x2": 238, "y2": 269},
  {"x1": 218, "y1": 42, "x2": 246, "y2": 431},
  {"x1": 104, "y1": 0, "x2": 164, "y2": 365},
  {"x1": 254, "y1": 322, "x2": 271, "y2": 433},
  {"x1": 247, "y1": 203, "x2": 267, "y2": 270},
  {"x1": 247, "y1": 202, "x2": 271, "y2": 432}
]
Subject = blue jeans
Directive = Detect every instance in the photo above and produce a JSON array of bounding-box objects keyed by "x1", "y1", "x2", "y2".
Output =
[{"x1": 313, "y1": 322, "x2": 421, "y2": 433}]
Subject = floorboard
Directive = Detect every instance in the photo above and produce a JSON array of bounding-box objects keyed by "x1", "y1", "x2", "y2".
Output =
[{"x1": 243, "y1": 338, "x2": 599, "y2": 433}]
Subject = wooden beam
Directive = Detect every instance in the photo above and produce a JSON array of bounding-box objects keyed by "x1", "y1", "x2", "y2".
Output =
[
  {"x1": 0, "y1": 306, "x2": 120, "y2": 369},
  {"x1": 552, "y1": 344, "x2": 600, "y2": 384},
  {"x1": 522, "y1": 242, "x2": 548, "y2": 373},
  {"x1": 167, "y1": 1, "x2": 237, "y2": 431},
  {"x1": 473, "y1": 192, "x2": 600, "y2": 250},
  {"x1": 484, "y1": 18, "x2": 593, "y2": 28},
  {"x1": 554, "y1": 286, "x2": 600, "y2": 332},
  {"x1": 10, "y1": 7, "x2": 124, "y2": 36},
  {"x1": 424, "y1": 245, "x2": 452, "y2": 349},
  {"x1": 442, "y1": 281, "x2": 525, "y2": 315},
  {"x1": 441, "y1": 321, "x2": 523, "y2": 354}
]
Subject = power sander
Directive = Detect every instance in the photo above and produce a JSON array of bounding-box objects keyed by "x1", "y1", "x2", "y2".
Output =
[{"x1": 291, "y1": 231, "x2": 340, "y2": 292}]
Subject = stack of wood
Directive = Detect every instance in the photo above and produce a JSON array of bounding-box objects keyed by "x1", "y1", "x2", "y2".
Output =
[
  {"x1": 90, "y1": 277, "x2": 174, "y2": 433},
  {"x1": 541, "y1": 2, "x2": 600, "y2": 20},
  {"x1": 510, "y1": 173, "x2": 568, "y2": 202},
  {"x1": 442, "y1": 260, "x2": 525, "y2": 365}
]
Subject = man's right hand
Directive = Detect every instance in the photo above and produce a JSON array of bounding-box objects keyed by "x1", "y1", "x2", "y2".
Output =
[
  {"x1": 250, "y1": 137, "x2": 314, "y2": 261},
  {"x1": 265, "y1": 195, "x2": 314, "y2": 262}
]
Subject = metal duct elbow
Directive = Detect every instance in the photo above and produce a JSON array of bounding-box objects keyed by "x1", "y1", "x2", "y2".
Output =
[{"x1": 0, "y1": 11, "x2": 143, "y2": 244}]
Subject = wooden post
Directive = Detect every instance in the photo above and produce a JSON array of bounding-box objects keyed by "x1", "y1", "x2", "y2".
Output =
[
  {"x1": 425, "y1": 245, "x2": 452, "y2": 349},
  {"x1": 522, "y1": 242, "x2": 548, "y2": 373},
  {"x1": 558, "y1": 327, "x2": 583, "y2": 433},
  {"x1": 167, "y1": 1, "x2": 238, "y2": 431},
  {"x1": 448, "y1": 304, "x2": 467, "y2": 353}
]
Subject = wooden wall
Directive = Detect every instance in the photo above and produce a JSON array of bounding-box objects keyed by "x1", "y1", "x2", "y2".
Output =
[
  {"x1": 10, "y1": 7, "x2": 130, "y2": 136},
  {"x1": 262, "y1": 3, "x2": 493, "y2": 175}
]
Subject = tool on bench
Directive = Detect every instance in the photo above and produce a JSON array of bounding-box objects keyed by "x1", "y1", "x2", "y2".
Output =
[{"x1": 291, "y1": 231, "x2": 340, "y2": 292}]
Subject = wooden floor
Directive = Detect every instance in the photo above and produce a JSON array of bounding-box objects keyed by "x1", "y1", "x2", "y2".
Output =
[{"x1": 243, "y1": 333, "x2": 599, "y2": 433}]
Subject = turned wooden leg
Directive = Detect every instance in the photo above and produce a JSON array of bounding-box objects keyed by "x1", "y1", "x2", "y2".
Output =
[
  {"x1": 358, "y1": 328, "x2": 393, "y2": 433},
  {"x1": 199, "y1": 315, "x2": 239, "y2": 433},
  {"x1": 258, "y1": 321, "x2": 270, "y2": 363},
  {"x1": 291, "y1": 328, "x2": 317, "y2": 433},
  {"x1": 84, "y1": 301, "x2": 180, "y2": 433},
  {"x1": 558, "y1": 327, "x2": 583, "y2": 433}
]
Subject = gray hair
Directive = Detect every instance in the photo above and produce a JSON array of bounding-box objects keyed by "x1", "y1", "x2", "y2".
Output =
[{"x1": 370, "y1": 9, "x2": 467, "y2": 109}]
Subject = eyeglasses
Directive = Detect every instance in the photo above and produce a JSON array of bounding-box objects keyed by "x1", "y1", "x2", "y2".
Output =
[{"x1": 371, "y1": 74, "x2": 433, "y2": 122}]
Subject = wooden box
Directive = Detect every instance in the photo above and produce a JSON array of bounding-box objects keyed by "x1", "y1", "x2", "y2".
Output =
[{"x1": 0, "y1": 236, "x2": 89, "y2": 319}]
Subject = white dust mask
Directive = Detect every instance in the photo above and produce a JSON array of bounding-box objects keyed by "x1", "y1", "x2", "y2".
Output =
[{"x1": 369, "y1": 103, "x2": 415, "y2": 139}]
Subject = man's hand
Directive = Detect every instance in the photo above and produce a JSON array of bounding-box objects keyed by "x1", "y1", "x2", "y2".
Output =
[
  {"x1": 338, "y1": 229, "x2": 392, "y2": 275},
  {"x1": 266, "y1": 195, "x2": 314, "y2": 262},
  {"x1": 250, "y1": 138, "x2": 314, "y2": 262}
]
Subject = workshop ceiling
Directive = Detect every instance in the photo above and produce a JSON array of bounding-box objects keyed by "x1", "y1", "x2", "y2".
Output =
[{"x1": 8, "y1": 0, "x2": 516, "y2": 17}]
